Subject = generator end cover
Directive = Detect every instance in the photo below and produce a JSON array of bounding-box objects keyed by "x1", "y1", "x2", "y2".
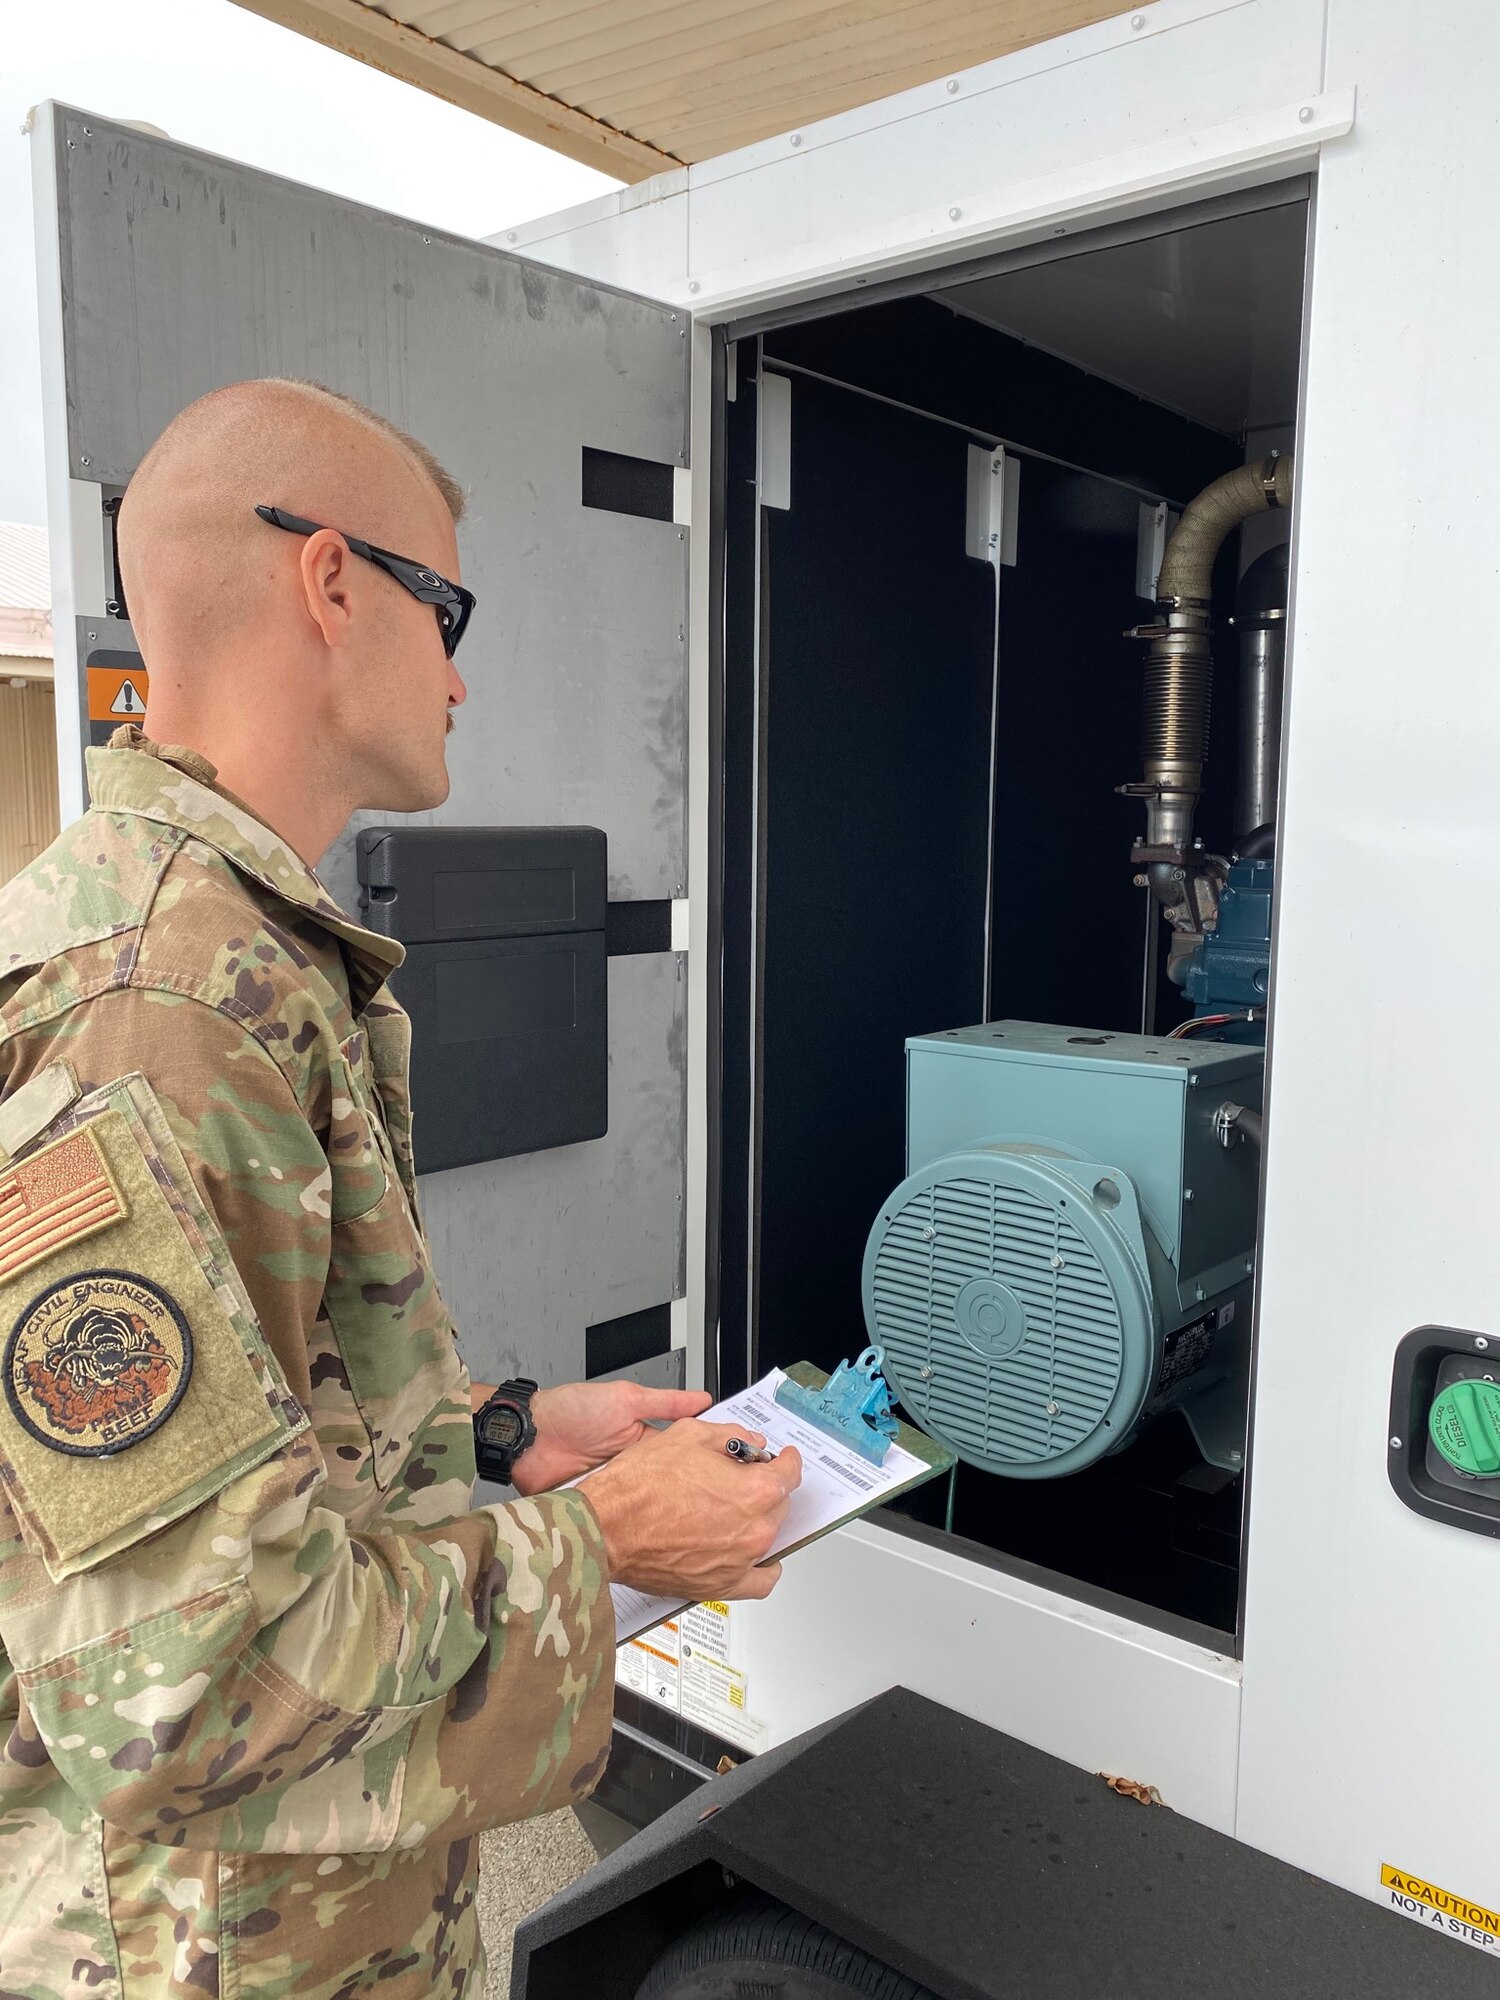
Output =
[{"x1": 863, "y1": 1144, "x2": 1157, "y2": 1479}]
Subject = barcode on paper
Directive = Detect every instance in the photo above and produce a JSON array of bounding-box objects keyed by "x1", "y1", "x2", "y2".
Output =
[{"x1": 820, "y1": 1452, "x2": 875, "y2": 1492}]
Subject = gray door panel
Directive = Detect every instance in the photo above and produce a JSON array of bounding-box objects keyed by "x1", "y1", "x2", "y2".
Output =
[{"x1": 43, "y1": 105, "x2": 690, "y2": 1383}]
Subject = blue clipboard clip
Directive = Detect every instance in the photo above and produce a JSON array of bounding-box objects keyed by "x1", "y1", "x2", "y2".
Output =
[{"x1": 774, "y1": 1345, "x2": 901, "y2": 1465}]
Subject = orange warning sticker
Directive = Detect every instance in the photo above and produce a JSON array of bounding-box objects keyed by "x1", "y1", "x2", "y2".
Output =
[{"x1": 86, "y1": 666, "x2": 149, "y2": 722}]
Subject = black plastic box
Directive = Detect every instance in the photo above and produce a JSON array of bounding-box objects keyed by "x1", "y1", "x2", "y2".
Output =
[{"x1": 356, "y1": 826, "x2": 608, "y2": 1174}]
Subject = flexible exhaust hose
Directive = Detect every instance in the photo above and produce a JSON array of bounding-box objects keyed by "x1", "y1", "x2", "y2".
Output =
[
  {"x1": 1137, "y1": 452, "x2": 1293, "y2": 872},
  {"x1": 1157, "y1": 454, "x2": 1293, "y2": 608}
]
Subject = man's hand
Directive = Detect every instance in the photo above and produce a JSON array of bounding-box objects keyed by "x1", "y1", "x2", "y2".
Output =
[
  {"x1": 580, "y1": 1419, "x2": 803, "y2": 1602},
  {"x1": 470, "y1": 1378, "x2": 713, "y2": 1494}
]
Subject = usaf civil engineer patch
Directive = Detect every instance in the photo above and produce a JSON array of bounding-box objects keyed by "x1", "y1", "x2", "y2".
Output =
[{"x1": 5, "y1": 1269, "x2": 193, "y2": 1456}]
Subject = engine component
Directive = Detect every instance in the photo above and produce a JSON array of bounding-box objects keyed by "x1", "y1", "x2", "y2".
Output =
[
  {"x1": 1233, "y1": 543, "x2": 1289, "y2": 840},
  {"x1": 1182, "y1": 852, "x2": 1273, "y2": 1026},
  {"x1": 1174, "y1": 541, "x2": 1288, "y2": 1023},
  {"x1": 863, "y1": 1022, "x2": 1262, "y2": 1478},
  {"x1": 1121, "y1": 453, "x2": 1293, "y2": 933}
]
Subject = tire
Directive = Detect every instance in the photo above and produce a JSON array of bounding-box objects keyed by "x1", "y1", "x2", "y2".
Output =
[{"x1": 633, "y1": 1897, "x2": 940, "y2": 2000}]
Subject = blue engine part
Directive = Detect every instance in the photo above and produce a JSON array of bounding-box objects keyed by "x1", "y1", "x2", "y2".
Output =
[
  {"x1": 1182, "y1": 855, "x2": 1274, "y2": 1039},
  {"x1": 862, "y1": 1022, "x2": 1262, "y2": 1479}
]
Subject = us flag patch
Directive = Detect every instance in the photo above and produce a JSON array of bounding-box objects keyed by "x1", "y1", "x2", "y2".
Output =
[{"x1": 0, "y1": 1129, "x2": 127, "y2": 1285}]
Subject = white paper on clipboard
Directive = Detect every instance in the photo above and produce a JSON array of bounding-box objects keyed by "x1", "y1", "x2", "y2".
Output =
[{"x1": 607, "y1": 1367, "x2": 928, "y2": 1644}]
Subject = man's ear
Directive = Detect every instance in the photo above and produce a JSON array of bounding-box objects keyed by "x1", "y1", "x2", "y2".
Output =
[{"x1": 299, "y1": 530, "x2": 355, "y2": 649}]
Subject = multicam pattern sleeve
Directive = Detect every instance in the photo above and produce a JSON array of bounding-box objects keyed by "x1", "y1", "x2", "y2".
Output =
[
  {"x1": 0, "y1": 736, "x2": 615, "y2": 1999},
  {"x1": 0, "y1": 996, "x2": 614, "y2": 1857}
]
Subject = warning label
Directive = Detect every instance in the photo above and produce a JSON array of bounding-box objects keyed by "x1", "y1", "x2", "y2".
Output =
[
  {"x1": 680, "y1": 1601, "x2": 768, "y2": 1755},
  {"x1": 616, "y1": 1620, "x2": 680, "y2": 1710},
  {"x1": 1381, "y1": 1865, "x2": 1500, "y2": 1953},
  {"x1": 614, "y1": 1600, "x2": 769, "y2": 1756},
  {"x1": 87, "y1": 665, "x2": 149, "y2": 721}
]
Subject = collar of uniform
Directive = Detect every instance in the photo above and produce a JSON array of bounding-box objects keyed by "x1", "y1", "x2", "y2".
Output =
[{"x1": 86, "y1": 726, "x2": 405, "y2": 982}]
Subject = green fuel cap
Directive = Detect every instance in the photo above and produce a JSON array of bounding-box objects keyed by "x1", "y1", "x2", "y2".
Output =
[{"x1": 1429, "y1": 1378, "x2": 1500, "y2": 1476}]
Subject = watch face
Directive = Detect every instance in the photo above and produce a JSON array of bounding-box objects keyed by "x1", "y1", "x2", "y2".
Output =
[{"x1": 479, "y1": 1402, "x2": 526, "y2": 1450}]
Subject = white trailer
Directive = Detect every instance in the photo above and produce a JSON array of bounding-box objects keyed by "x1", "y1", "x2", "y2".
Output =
[{"x1": 31, "y1": 0, "x2": 1500, "y2": 1982}]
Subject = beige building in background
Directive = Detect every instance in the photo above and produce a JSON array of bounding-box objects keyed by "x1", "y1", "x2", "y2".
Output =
[{"x1": 0, "y1": 522, "x2": 59, "y2": 885}]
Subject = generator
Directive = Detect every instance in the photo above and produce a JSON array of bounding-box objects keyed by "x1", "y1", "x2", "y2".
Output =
[{"x1": 863, "y1": 1023, "x2": 1262, "y2": 1477}]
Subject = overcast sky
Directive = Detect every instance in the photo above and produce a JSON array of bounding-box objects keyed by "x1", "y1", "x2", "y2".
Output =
[{"x1": 1, "y1": 0, "x2": 619, "y2": 525}]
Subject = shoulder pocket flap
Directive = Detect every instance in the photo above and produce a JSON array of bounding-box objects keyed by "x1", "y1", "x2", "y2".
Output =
[{"x1": 0, "y1": 1076, "x2": 306, "y2": 1579}]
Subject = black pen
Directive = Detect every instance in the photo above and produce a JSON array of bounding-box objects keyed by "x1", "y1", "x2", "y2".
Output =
[{"x1": 725, "y1": 1436, "x2": 777, "y2": 1464}]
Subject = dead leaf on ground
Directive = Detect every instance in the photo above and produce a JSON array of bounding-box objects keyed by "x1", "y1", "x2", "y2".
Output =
[{"x1": 1100, "y1": 1773, "x2": 1164, "y2": 1806}]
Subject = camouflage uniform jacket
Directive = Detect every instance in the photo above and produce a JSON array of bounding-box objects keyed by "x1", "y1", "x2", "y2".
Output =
[{"x1": 0, "y1": 730, "x2": 615, "y2": 2000}]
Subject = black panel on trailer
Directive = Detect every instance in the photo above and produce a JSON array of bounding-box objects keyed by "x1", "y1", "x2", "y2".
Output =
[{"x1": 513, "y1": 1688, "x2": 1493, "y2": 1999}]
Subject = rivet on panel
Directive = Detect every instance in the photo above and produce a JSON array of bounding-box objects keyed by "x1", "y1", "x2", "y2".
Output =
[
  {"x1": 948, "y1": 207, "x2": 962, "y2": 221},
  {"x1": 688, "y1": 280, "x2": 700, "y2": 293},
  {"x1": 507, "y1": 232, "x2": 517, "y2": 243},
  {"x1": 1298, "y1": 105, "x2": 1314, "y2": 123},
  {"x1": 946, "y1": 78, "x2": 960, "y2": 93},
  {"x1": 789, "y1": 133, "x2": 802, "y2": 147},
  {"x1": 1131, "y1": 12, "x2": 1145, "y2": 26},
  {"x1": 80, "y1": 457, "x2": 90, "y2": 468}
]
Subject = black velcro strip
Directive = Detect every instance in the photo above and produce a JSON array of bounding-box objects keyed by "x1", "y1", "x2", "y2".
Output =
[
  {"x1": 586, "y1": 1302, "x2": 673, "y2": 1379},
  {"x1": 606, "y1": 899, "x2": 673, "y2": 956},
  {"x1": 582, "y1": 446, "x2": 676, "y2": 522}
]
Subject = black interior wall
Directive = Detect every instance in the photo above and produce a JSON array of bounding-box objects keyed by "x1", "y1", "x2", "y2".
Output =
[
  {"x1": 765, "y1": 299, "x2": 1245, "y2": 1038},
  {"x1": 753, "y1": 367, "x2": 997, "y2": 1383},
  {"x1": 718, "y1": 372, "x2": 761, "y2": 1397},
  {"x1": 765, "y1": 298, "x2": 1231, "y2": 501}
]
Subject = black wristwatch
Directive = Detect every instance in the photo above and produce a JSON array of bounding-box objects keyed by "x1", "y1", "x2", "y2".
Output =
[{"x1": 473, "y1": 1378, "x2": 539, "y2": 1485}]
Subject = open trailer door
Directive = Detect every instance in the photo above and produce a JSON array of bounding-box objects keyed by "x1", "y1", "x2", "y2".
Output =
[{"x1": 29, "y1": 101, "x2": 694, "y2": 1405}]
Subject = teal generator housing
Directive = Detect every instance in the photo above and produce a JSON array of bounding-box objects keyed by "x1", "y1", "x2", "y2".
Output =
[{"x1": 862, "y1": 1022, "x2": 1264, "y2": 1479}]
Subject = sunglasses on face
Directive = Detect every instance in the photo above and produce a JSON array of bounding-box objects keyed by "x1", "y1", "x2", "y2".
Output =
[{"x1": 255, "y1": 504, "x2": 476, "y2": 658}]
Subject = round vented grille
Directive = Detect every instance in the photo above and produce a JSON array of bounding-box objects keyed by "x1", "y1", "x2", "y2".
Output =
[{"x1": 864, "y1": 1149, "x2": 1155, "y2": 1479}]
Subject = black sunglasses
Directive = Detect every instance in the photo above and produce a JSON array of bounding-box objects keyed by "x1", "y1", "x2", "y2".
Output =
[{"x1": 255, "y1": 504, "x2": 476, "y2": 658}]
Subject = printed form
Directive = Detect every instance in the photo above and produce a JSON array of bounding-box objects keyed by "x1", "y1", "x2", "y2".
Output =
[{"x1": 609, "y1": 1367, "x2": 930, "y2": 1644}]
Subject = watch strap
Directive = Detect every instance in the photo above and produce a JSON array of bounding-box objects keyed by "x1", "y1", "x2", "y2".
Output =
[{"x1": 473, "y1": 1377, "x2": 538, "y2": 1485}]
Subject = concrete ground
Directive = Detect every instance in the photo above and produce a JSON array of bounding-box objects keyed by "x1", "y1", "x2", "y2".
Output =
[{"x1": 477, "y1": 1809, "x2": 611, "y2": 1997}]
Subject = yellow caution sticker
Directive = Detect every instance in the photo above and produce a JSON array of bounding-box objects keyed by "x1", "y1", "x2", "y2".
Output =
[{"x1": 1381, "y1": 1865, "x2": 1500, "y2": 1953}]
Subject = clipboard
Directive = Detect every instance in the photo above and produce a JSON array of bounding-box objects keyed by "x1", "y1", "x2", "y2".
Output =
[
  {"x1": 609, "y1": 1352, "x2": 955, "y2": 1643},
  {"x1": 769, "y1": 1357, "x2": 956, "y2": 1555}
]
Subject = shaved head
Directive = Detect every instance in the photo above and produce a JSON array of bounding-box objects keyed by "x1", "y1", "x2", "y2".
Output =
[
  {"x1": 119, "y1": 378, "x2": 463, "y2": 648},
  {"x1": 119, "y1": 379, "x2": 472, "y2": 859}
]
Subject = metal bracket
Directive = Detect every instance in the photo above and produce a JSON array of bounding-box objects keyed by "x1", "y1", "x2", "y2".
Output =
[{"x1": 965, "y1": 445, "x2": 1019, "y2": 570}]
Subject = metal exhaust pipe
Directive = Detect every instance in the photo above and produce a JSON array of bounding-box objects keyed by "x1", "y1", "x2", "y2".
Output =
[{"x1": 1123, "y1": 451, "x2": 1293, "y2": 911}]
